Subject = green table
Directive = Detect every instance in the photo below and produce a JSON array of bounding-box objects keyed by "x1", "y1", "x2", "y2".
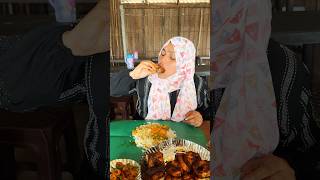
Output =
[{"x1": 110, "y1": 120, "x2": 208, "y2": 161}]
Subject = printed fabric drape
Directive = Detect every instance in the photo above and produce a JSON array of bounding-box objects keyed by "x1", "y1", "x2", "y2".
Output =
[{"x1": 211, "y1": 0, "x2": 279, "y2": 179}]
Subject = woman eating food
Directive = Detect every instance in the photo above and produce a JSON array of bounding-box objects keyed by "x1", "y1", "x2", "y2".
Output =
[{"x1": 111, "y1": 37, "x2": 210, "y2": 127}]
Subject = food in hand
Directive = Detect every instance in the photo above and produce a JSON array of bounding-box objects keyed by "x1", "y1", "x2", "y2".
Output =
[
  {"x1": 110, "y1": 161, "x2": 139, "y2": 180},
  {"x1": 155, "y1": 64, "x2": 165, "y2": 73}
]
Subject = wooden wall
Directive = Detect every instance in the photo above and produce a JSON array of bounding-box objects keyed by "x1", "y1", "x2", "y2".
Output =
[{"x1": 111, "y1": 3, "x2": 210, "y2": 59}]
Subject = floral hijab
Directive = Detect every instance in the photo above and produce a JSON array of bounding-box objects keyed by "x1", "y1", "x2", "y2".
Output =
[{"x1": 145, "y1": 37, "x2": 198, "y2": 121}]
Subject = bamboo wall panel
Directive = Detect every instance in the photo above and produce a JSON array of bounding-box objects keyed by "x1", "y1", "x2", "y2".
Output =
[
  {"x1": 111, "y1": 3, "x2": 210, "y2": 59},
  {"x1": 110, "y1": 0, "x2": 123, "y2": 60}
]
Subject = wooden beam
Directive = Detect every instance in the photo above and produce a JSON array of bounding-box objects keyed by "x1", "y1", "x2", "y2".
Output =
[
  {"x1": 123, "y1": 3, "x2": 210, "y2": 9},
  {"x1": 120, "y1": 4, "x2": 128, "y2": 59},
  {"x1": 0, "y1": 0, "x2": 96, "y2": 3}
]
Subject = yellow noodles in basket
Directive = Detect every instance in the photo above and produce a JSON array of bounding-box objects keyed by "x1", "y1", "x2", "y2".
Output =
[{"x1": 132, "y1": 123, "x2": 176, "y2": 150}]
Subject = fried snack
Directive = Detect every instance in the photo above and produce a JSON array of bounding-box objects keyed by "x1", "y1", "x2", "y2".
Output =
[
  {"x1": 154, "y1": 64, "x2": 165, "y2": 73},
  {"x1": 110, "y1": 173, "x2": 117, "y2": 180},
  {"x1": 165, "y1": 175, "x2": 182, "y2": 180},
  {"x1": 146, "y1": 152, "x2": 166, "y2": 179},
  {"x1": 150, "y1": 171, "x2": 165, "y2": 180},
  {"x1": 147, "y1": 151, "x2": 165, "y2": 168},
  {"x1": 166, "y1": 160, "x2": 183, "y2": 177},
  {"x1": 182, "y1": 174, "x2": 194, "y2": 180},
  {"x1": 175, "y1": 153, "x2": 190, "y2": 173},
  {"x1": 110, "y1": 162, "x2": 139, "y2": 180},
  {"x1": 183, "y1": 151, "x2": 201, "y2": 167},
  {"x1": 193, "y1": 160, "x2": 210, "y2": 178}
]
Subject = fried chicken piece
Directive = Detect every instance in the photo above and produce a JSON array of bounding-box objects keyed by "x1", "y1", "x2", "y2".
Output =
[
  {"x1": 111, "y1": 169, "x2": 121, "y2": 176},
  {"x1": 147, "y1": 151, "x2": 165, "y2": 168},
  {"x1": 175, "y1": 153, "x2": 190, "y2": 173},
  {"x1": 150, "y1": 171, "x2": 165, "y2": 180},
  {"x1": 146, "y1": 166, "x2": 165, "y2": 179},
  {"x1": 184, "y1": 151, "x2": 201, "y2": 167},
  {"x1": 166, "y1": 160, "x2": 183, "y2": 177},
  {"x1": 165, "y1": 174, "x2": 183, "y2": 180},
  {"x1": 193, "y1": 160, "x2": 210, "y2": 178},
  {"x1": 110, "y1": 173, "x2": 117, "y2": 180},
  {"x1": 122, "y1": 166, "x2": 138, "y2": 179},
  {"x1": 182, "y1": 174, "x2": 194, "y2": 180},
  {"x1": 164, "y1": 174, "x2": 173, "y2": 180}
]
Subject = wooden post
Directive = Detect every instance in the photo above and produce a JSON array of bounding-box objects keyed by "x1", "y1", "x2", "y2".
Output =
[
  {"x1": 25, "y1": 4, "x2": 30, "y2": 15},
  {"x1": 143, "y1": 8, "x2": 146, "y2": 59},
  {"x1": 8, "y1": 3, "x2": 13, "y2": 15},
  {"x1": 177, "y1": 5, "x2": 180, "y2": 35},
  {"x1": 120, "y1": 4, "x2": 127, "y2": 59},
  {"x1": 197, "y1": 9, "x2": 203, "y2": 56}
]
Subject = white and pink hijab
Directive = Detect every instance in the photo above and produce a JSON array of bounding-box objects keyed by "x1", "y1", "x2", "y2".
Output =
[
  {"x1": 212, "y1": 0, "x2": 279, "y2": 179},
  {"x1": 145, "y1": 37, "x2": 198, "y2": 121}
]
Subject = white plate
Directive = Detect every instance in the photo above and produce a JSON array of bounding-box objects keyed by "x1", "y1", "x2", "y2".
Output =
[{"x1": 144, "y1": 138, "x2": 210, "y2": 161}]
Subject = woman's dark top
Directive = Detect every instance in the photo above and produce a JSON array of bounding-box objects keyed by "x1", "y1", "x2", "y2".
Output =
[
  {"x1": 110, "y1": 70, "x2": 211, "y2": 120},
  {"x1": 0, "y1": 24, "x2": 108, "y2": 179},
  {"x1": 211, "y1": 39, "x2": 320, "y2": 179}
]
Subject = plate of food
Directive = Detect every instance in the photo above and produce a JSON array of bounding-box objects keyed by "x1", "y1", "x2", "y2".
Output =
[
  {"x1": 140, "y1": 139, "x2": 210, "y2": 180},
  {"x1": 132, "y1": 123, "x2": 176, "y2": 150},
  {"x1": 110, "y1": 159, "x2": 141, "y2": 180}
]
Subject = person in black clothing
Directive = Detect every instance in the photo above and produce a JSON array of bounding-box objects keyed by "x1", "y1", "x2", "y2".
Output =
[
  {"x1": 0, "y1": 0, "x2": 108, "y2": 179},
  {"x1": 267, "y1": 40, "x2": 320, "y2": 180},
  {"x1": 111, "y1": 37, "x2": 210, "y2": 127}
]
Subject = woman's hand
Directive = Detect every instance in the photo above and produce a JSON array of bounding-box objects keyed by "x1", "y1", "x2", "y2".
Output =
[
  {"x1": 240, "y1": 154, "x2": 295, "y2": 180},
  {"x1": 183, "y1": 111, "x2": 203, "y2": 127},
  {"x1": 129, "y1": 60, "x2": 157, "y2": 79}
]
